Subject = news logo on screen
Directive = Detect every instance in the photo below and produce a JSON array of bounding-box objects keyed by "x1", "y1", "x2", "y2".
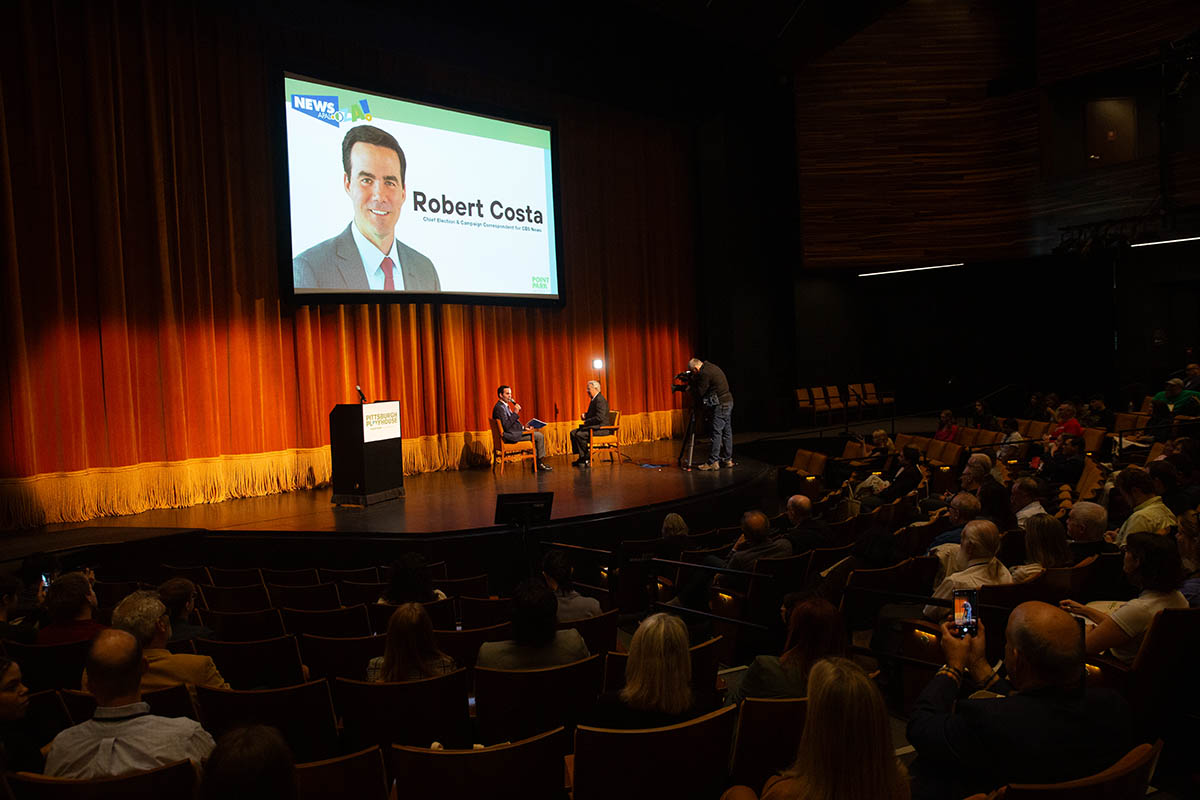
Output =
[{"x1": 291, "y1": 94, "x2": 372, "y2": 127}]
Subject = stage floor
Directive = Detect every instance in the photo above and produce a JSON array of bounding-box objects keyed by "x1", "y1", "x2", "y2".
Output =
[
  {"x1": 9, "y1": 441, "x2": 772, "y2": 558},
  {"x1": 7, "y1": 418, "x2": 937, "y2": 564}
]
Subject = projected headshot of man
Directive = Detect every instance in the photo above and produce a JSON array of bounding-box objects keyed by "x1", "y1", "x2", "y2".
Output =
[{"x1": 293, "y1": 124, "x2": 440, "y2": 293}]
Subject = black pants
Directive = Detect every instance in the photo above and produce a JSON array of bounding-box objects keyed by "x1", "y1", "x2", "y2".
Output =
[{"x1": 570, "y1": 426, "x2": 595, "y2": 458}]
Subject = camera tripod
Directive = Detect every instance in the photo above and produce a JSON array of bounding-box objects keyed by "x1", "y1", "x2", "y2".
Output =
[{"x1": 677, "y1": 405, "x2": 701, "y2": 470}]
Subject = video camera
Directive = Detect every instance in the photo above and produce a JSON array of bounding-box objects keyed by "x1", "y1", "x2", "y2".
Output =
[{"x1": 672, "y1": 370, "x2": 694, "y2": 393}]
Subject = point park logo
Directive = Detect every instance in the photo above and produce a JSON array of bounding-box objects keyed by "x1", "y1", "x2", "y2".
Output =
[{"x1": 291, "y1": 94, "x2": 372, "y2": 127}]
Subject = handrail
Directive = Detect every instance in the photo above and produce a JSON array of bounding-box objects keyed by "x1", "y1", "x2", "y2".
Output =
[
  {"x1": 647, "y1": 557, "x2": 769, "y2": 580},
  {"x1": 651, "y1": 602, "x2": 770, "y2": 630}
]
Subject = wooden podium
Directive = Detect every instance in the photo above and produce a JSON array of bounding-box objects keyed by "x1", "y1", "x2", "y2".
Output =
[{"x1": 330, "y1": 402, "x2": 404, "y2": 505}]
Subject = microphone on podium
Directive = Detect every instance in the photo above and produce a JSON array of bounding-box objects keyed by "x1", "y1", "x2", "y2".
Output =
[{"x1": 356, "y1": 384, "x2": 367, "y2": 404}]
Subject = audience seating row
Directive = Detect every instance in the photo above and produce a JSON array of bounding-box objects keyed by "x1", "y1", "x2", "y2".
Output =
[{"x1": 794, "y1": 383, "x2": 893, "y2": 425}]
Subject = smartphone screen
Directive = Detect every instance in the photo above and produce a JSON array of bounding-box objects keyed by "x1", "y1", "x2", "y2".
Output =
[{"x1": 953, "y1": 589, "x2": 978, "y2": 636}]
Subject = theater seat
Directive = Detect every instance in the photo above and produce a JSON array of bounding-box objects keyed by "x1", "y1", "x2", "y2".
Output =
[
  {"x1": 962, "y1": 739, "x2": 1162, "y2": 799},
  {"x1": 490, "y1": 417, "x2": 536, "y2": 474},
  {"x1": 6, "y1": 758, "x2": 196, "y2": 798}
]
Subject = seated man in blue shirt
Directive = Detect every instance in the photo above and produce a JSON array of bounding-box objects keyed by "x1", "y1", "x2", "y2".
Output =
[{"x1": 44, "y1": 629, "x2": 215, "y2": 778}]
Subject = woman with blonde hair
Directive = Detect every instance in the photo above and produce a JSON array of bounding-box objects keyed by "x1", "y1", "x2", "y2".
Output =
[
  {"x1": 585, "y1": 612, "x2": 702, "y2": 729},
  {"x1": 733, "y1": 657, "x2": 909, "y2": 800},
  {"x1": 661, "y1": 512, "x2": 689, "y2": 539},
  {"x1": 366, "y1": 602, "x2": 456, "y2": 682},
  {"x1": 1011, "y1": 513, "x2": 1074, "y2": 583}
]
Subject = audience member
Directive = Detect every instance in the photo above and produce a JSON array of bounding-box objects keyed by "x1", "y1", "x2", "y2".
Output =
[
  {"x1": 1153, "y1": 377, "x2": 1200, "y2": 417},
  {"x1": 1024, "y1": 393, "x2": 1049, "y2": 422},
  {"x1": 379, "y1": 553, "x2": 446, "y2": 605},
  {"x1": 926, "y1": 492, "x2": 981, "y2": 552},
  {"x1": 158, "y1": 577, "x2": 213, "y2": 642},
  {"x1": 750, "y1": 658, "x2": 909, "y2": 800},
  {"x1": 1011, "y1": 514, "x2": 1073, "y2": 583},
  {"x1": 727, "y1": 597, "x2": 844, "y2": 704},
  {"x1": 44, "y1": 629, "x2": 215, "y2": 778},
  {"x1": 1081, "y1": 394, "x2": 1114, "y2": 432},
  {"x1": 1046, "y1": 403, "x2": 1083, "y2": 452},
  {"x1": 1147, "y1": 459, "x2": 1200, "y2": 515},
  {"x1": 0, "y1": 574, "x2": 37, "y2": 644},
  {"x1": 1112, "y1": 466, "x2": 1176, "y2": 546},
  {"x1": 476, "y1": 579, "x2": 588, "y2": 669},
  {"x1": 37, "y1": 572, "x2": 106, "y2": 645},
  {"x1": 1039, "y1": 434, "x2": 1085, "y2": 487},
  {"x1": 1177, "y1": 510, "x2": 1200, "y2": 607},
  {"x1": 862, "y1": 446, "x2": 923, "y2": 509},
  {"x1": 661, "y1": 512, "x2": 689, "y2": 538},
  {"x1": 542, "y1": 550, "x2": 601, "y2": 622},
  {"x1": 933, "y1": 409, "x2": 958, "y2": 442},
  {"x1": 0, "y1": 657, "x2": 42, "y2": 774},
  {"x1": 1184, "y1": 363, "x2": 1200, "y2": 392},
  {"x1": 907, "y1": 602, "x2": 1132, "y2": 799},
  {"x1": 1065, "y1": 501, "x2": 1116, "y2": 561},
  {"x1": 585, "y1": 613, "x2": 706, "y2": 729},
  {"x1": 780, "y1": 495, "x2": 832, "y2": 555},
  {"x1": 367, "y1": 602, "x2": 456, "y2": 682},
  {"x1": 201, "y1": 725, "x2": 297, "y2": 800},
  {"x1": 924, "y1": 521, "x2": 1012, "y2": 620},
  {"x1": 727, "y1": 511, "x2": 792, "y2": 569},
  {"x1": 970, "y1": 399, "x2": 999, "y2": 431},
  {"x1": 1010, "y1": 478, "x2": 1046, "y2": 530},
  {"x1": 995, "y1": 417, "x2": 1024, "y2": 463},
  {"x1": 671, "y1": 513, "x2": 786, "y2": 610},
  {"x1": 84, "y1": 590, "x2": 227, "y2": 694},
  {"x1": 870, "y1": 427, "x2": 896, "y2": 455},
  {"x1": 1060, "y1": 531, "x2": 1187, "y2": 665},
  {"x1": 15, "y1": 552, "x2": 58, "y2": 627}
]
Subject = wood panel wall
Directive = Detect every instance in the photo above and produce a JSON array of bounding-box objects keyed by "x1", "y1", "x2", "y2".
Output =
[{"x1": 793, "y1": 0, "x2": 1199, "y2": 270}]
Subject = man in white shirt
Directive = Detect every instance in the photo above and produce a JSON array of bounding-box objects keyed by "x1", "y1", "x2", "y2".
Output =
[
  {"x1": 45, "y1": 629, "x2": 215, "y2": 779},
  {"x1": 1011, "y1": 477, "x2": 1046, "y2": 530},
  {"x1": 924, "y1": 520, "x2": 1013, "y2": 619}
]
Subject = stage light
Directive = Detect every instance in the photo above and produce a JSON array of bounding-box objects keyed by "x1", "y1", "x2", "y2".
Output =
[
  {"x1": 592, "y1": 358, "x2": 604, "y2": 369},
  {"x1": 857, "y1": 262, "x2": 964, "y2": 278},
  {"x1": 1130, "y1": 235, "x2": 1200, "y2": 248}
]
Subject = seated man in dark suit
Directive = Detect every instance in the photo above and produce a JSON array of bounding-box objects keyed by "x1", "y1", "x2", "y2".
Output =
[
  {"x1": 492, "y1": 385, "x2": 551, "y2": 471},
  {"x1": 907, "y1": 601, "x2": 1133, "y2": 800},
  {"x1": 1039, "y1": 434, "x2": 1086, "y2": 488},
  {"x1": 779, "y1": 494, "x2": 832, "y2": 554},
  {"x1": 569, "y1": 380, "x2": 610, "y2": 467}
]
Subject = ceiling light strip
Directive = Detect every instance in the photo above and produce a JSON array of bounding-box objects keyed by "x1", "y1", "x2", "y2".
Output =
[
  {"x1": 857, "y1": 262, "x2": 964, "y2": 278},
  {"x1": 1130, "y1": 236, "x2": 1200, "y2": 248}
]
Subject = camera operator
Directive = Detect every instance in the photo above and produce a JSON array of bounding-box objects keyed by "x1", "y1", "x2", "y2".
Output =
[{"x1": 683, "y1": 357, "x2": 734, "y2": 470}]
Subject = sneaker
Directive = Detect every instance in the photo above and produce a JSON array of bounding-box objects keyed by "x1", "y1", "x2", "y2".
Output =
[
  {"x1": 722, "y1": 459, "x2": 735, "y2": 468},
  {"x1": 697, "y1": 461, "x2": 720, "y2": 471}
]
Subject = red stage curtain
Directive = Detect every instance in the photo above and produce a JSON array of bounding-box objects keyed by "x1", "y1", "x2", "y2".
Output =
[{"x1": 0, "y1": 1, "x2": 696, "y2": 527}]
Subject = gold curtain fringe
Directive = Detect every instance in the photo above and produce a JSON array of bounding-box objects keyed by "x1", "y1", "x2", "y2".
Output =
[{"x1": 0, "y1": 411, "x2": 685, "y2": 529}]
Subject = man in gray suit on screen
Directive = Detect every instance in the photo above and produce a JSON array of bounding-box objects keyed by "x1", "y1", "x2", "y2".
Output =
[{"x1": 293, "y1": 124, "x2": 440, "y2": 293}]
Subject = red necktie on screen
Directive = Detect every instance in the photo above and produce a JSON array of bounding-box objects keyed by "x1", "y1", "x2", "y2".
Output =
[{"x1": 381, "y1": 256, "x2": 395, "y2": 291}]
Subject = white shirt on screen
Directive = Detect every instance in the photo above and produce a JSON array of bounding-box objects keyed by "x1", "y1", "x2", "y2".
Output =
[{"x1": 350, "y1": 222, "x2": 404, "y2": 291}]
